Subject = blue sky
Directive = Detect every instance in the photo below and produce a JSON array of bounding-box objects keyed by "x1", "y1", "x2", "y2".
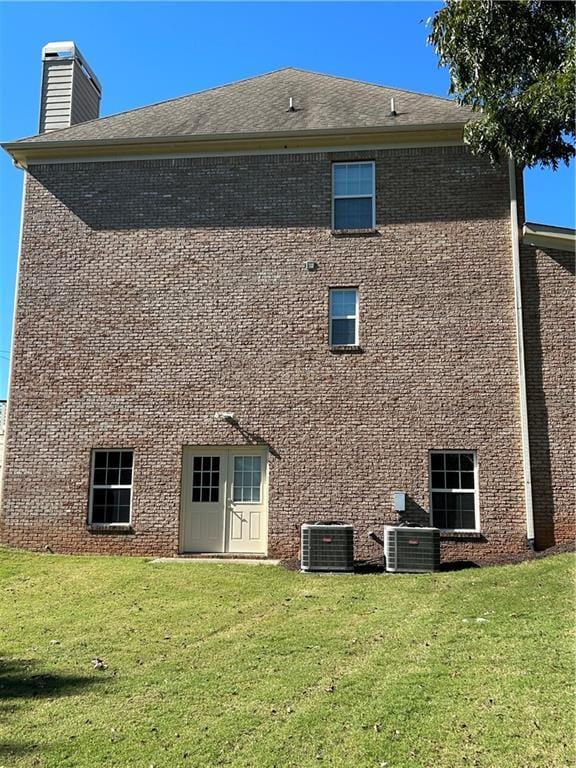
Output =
[{"x1": 0, "y1": 1, "x2": 574, "y2": 399}]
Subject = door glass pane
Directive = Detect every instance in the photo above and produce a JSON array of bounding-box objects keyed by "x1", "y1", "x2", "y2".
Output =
[
  {"x1": 191, "y1": 456, "x2": 220, "y2": 503},
  {"x1": 233, "y1": 456, "x2": 261, "y2": 503}
]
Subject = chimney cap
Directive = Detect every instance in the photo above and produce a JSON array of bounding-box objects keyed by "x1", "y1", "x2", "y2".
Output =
[
  {"x1": 42, "y1": 40, "x2": 77, "y2": 58},
  {"x1": 42, "y1": 40, "x2": 102, "y2": 94}
]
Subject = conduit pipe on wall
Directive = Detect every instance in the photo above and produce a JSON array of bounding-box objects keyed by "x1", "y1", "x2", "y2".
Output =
[{"x1": 508, "y1": 157, "x2": 535, "y2": 549}]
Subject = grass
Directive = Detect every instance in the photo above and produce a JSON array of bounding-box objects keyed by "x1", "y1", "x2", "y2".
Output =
[{"x1": 0, "y1": 549, "x2": 574, "y2": 768}]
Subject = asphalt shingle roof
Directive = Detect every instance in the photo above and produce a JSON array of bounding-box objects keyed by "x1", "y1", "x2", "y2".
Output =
[{"x1": 16, "y1": 68, "x2": 471, "y2": 146}]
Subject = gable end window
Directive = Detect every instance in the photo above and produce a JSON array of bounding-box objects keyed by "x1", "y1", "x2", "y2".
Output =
[
  {"x1": 329, "y1": 288, "x2": 359, "y2": 346},
  {"x1": 429, "y1": 451, "x2": 479, "y2": 531},
  {"x1": 332, "y1": 161, "x2": 375, "y2": 230},
  {"x1": 89, "y1": 450, "x2": 133, "y2": 525}
]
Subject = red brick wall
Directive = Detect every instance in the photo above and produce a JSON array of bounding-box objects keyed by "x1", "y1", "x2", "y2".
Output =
[
  {"x1": 521, "y1": 242, "x2": 575, "y2": 548},
  {"x1": 0, "y1": 146, "x2": 546, "y2": 562}
]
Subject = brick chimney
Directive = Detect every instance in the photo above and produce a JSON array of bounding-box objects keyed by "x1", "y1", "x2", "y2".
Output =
[{"x1": 39, "y1": 41, "x2": 101, "y2": 133}]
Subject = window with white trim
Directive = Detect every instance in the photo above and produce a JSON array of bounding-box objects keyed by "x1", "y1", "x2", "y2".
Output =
[
  {"x1": 329, "y1": 288, "x2": 359, "y2": 346},
  {"x1": 332, "y1": 161, "x2": 375, "y2": 230},
  {"x1": 430, "y1": 451, "x2": 478, "y2": 531},
  {"x1": 90, "y1": 450, "x2": 133, "y2": 524}
]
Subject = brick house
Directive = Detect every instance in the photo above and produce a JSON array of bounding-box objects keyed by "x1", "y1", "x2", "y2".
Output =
[{"x1": 1, "y1": 43, "x2": 574, "y2": 562}]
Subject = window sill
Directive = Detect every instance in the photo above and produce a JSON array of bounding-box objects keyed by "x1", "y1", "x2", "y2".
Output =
[
  {"x1": 331, "y1": 228, "x2": 379, "y2": 237},
  {"x1": 329, "y1": 345, "x2": 364, "y2": 354},
  {"x1": 87, "y1": 524, "x2": 134, "y2": 535}
]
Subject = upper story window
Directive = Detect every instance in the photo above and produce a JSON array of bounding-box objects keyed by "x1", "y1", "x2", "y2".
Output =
[
  {"x1": 332, "y1": 161, "x2": 375, "y2": 230},
  {"x1": 89, "y1": 449, "x2": 133, "y2": 525},
  {"x1": 429, "y1": 451, "x2": 479, "y2": 531},
  {"x1": 329, "y1": 288, "x2": 359, "y2": 346}
]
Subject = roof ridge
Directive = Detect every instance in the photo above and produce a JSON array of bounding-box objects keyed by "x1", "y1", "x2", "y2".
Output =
[{"x1": 283, "y1": 66, "x2": 457, "y2": 104}]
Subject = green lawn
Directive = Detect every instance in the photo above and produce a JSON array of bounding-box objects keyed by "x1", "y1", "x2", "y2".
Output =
[{"x1": 0, "y1": 549, "x2": 574, "y2": 768}]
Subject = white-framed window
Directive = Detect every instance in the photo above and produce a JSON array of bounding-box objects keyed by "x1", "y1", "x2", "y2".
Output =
[
  {"x1": 329, "y1": 288, "x2": 359, "y2": 346},
  {"x1": 332, "y1": 161, "x2": 375, "y2": 230},
  {"x1": 429, "y1": 450, "x2": 479, "y2": 531},
  {"x1": 89, "y1": 449, "x2": 134, "y2": 525}
]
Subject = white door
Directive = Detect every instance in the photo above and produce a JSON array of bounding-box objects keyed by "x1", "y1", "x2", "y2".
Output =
[
  {"x1": 181, "y1": 447, "x2": 268, "y2": 554},
  {"x1": 227, "y1": 452, "x2": 267, "y2": 554}
]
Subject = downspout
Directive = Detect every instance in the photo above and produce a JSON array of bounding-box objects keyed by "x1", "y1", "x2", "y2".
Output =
[{"x1": 508, "y1": 157, "x2": 535, "y2": 549}]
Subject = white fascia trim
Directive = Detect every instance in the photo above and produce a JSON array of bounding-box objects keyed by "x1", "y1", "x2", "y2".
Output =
[
  {"x1": 24, "y1": 139, "x2": 464, "y2": 166},
  {"x1": 4, "y1": 121, "x2": 468, "y2": 151},
  {"x1": 509, "y1": 158, "x2": 535, "y2": 545}
]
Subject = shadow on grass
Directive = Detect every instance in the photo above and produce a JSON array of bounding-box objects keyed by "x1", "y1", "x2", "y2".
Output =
[
  {"x1": 0, "y1": 741, "x2": 41, "y2": 758},
  {"x1": 0, "y1": 657, "x2": 101, "y2": 700},
  {"x1": 0, "y1": 656, "x2": 102, "y2": 762},
  {"x1": 439, "y1": 560, "x2": 481, "y2": 571},
  {"x1": 355, "y1": 560, "x2": 481, "y2": 574}
]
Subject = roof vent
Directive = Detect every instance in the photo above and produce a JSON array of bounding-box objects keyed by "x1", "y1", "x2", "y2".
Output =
[
  {"x1": 389, "y1": 97, "x2": 397, "y2": 117},
  {"x1": 288, "y1": 97, "x2": 295, "y2": 112},
  {"x1": 39, "y1": 41, "x2": 102, "y2": 133}
]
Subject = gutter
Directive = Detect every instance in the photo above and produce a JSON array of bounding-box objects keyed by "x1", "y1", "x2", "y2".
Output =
[
  {"x1": 522, "y1": 221, "x2": 576, "y2": 252},
  {"x1": 508, "y1": 157, "x2": 535, "y2": 549},
  {"x1": 2, "y1": 121, "x2": 467, "y2": 167}
]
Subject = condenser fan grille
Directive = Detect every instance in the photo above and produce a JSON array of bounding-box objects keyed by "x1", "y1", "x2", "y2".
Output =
[
  {"x1": 301, "y1": 523, "x2": 354, "y2": 572},
  {"x1": 384, "y1": 526, "x2": 441, "y2": 573}
]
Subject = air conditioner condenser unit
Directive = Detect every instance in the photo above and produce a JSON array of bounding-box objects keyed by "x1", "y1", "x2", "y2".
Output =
[
  {"x1": 301, "y1": 522, "x2": 354, "y2": 572},
  {"x1": 384, "y1": 525, "x2": 441, "y2": 573}
]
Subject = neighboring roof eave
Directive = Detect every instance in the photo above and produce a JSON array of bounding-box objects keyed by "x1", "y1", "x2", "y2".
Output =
[
  {"x1": 2, "y1": 121, "x2": 467, "y2": 166},
  {"x1": 522, "y1": 221, "x2": 576, "y2": 253}
]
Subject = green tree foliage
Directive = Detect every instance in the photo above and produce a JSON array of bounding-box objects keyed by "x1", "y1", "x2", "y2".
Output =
[{"x1": 428, "y1": 0, "x2": 575, "y2": 168}]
